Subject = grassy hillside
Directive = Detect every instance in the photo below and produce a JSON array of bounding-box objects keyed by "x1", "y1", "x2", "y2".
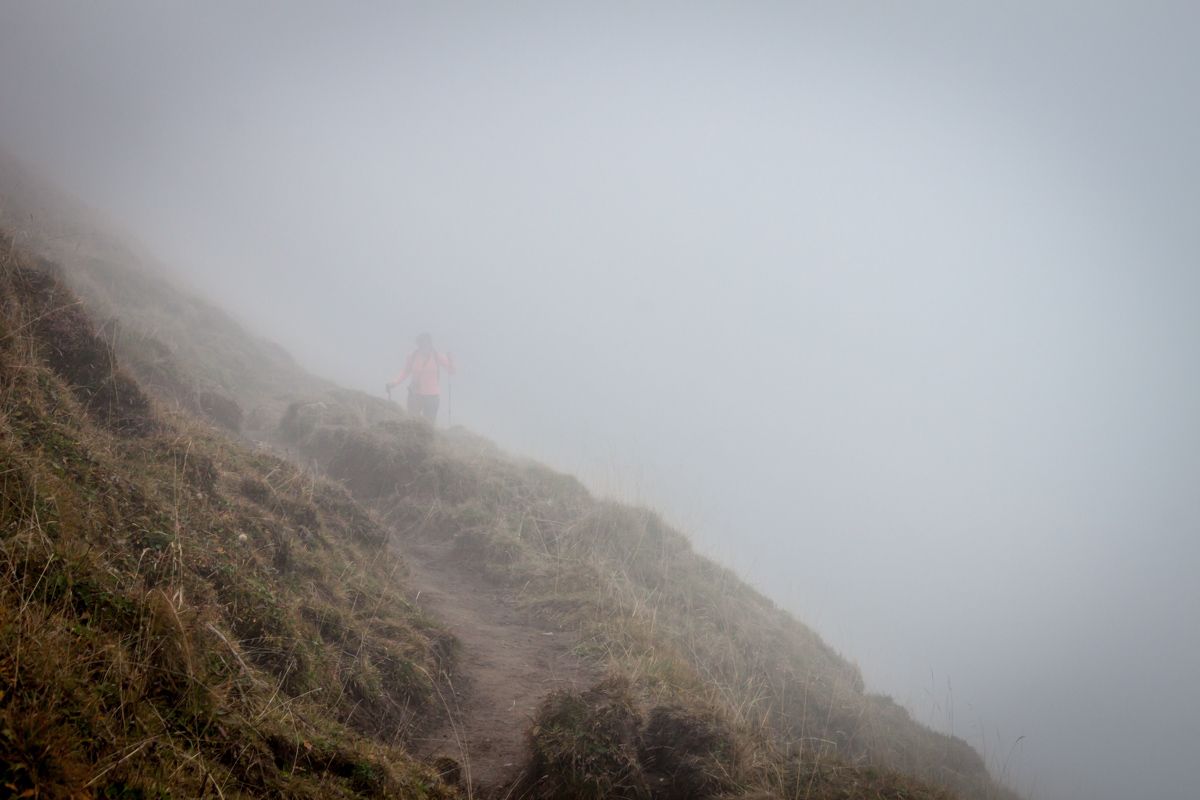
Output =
[
  {"x1": 279, "y1": 397, "x2": 1007, "y2": 800},
  {"x1": 0, "y1": 236, "x2": 457, "y2": 798},
  {"x1": 0, "y1": 158, "x2": 1021, "y2": 799}
]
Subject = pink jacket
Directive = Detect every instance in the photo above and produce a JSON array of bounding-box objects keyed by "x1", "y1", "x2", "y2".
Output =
[{"x1": 391, "y1": 350, "x2": 455, "y2": 396}]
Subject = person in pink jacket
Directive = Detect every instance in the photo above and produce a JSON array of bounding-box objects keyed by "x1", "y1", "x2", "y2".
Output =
[{"x1": 386, "y1": 333, "x2": 455, "y2": 423}]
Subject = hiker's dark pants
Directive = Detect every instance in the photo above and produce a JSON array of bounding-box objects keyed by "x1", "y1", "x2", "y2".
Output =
[{"x1": 408, "y1": 392, "x2": 440, "y2": 423}]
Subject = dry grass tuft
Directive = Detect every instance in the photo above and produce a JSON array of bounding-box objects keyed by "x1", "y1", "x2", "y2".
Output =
[{"x1": 522, "y1": 677, "x2": 649, "y2": 800}]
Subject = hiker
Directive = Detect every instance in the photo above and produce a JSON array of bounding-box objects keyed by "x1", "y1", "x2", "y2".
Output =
[{"x1": 386, "y1": 333, "x2": 455, "y2": 423}]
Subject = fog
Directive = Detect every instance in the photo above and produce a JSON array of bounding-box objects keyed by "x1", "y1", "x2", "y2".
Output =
[{"x1": 2, "y1": 3, "x2": 1198, "y2": 798}]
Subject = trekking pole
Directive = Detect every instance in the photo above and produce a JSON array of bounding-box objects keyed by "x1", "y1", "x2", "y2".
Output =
[{"x1": 447, "y1": 374, "x2": 452, "y2": 427}]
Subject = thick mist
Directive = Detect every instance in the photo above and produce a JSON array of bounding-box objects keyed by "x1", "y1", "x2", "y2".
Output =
[{"x1": 2, "y1": 4, "x2": 1198, "y2": 798}]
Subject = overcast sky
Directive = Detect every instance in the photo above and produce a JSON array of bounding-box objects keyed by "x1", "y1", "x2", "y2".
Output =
[{"x1": 2, "y1": 3, "x2": 1198, "y2": 798}]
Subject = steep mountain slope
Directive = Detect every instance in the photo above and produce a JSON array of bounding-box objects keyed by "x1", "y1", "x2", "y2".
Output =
[
  {"x1": 0, "y1": 158, "x2": 1020, "y2": 799},
  {"x1": 278, "y1": 402, "x2": 1000, "y2": 800}
]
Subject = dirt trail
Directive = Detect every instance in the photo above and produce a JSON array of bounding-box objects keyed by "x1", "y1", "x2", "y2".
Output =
[{"x1": 395, "y1": 538, "x2": 597, "y2": 792}]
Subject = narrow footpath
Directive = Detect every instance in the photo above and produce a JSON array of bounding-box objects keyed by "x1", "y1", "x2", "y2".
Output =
[{"x1": 395, "y1": 538, "x2": 597, "y2": 793}]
